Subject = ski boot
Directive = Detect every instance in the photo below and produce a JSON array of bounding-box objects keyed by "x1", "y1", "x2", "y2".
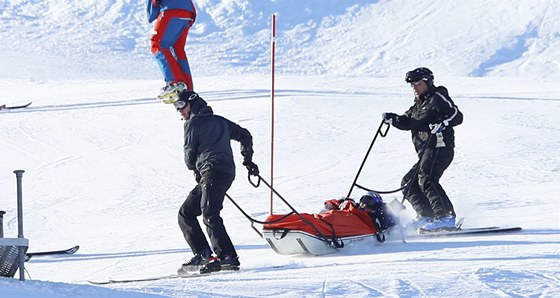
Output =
[
  {"x1": 157, "y1": 82, "x2": 188, "y2": 104},
  {"x1": 177, "y1": 249, "x2": 212, "y2": 275},
  {"x1": 199, "y1": 255, "x2": 240, "y2": 274},
  {"x1": 419, "y1": 215, "x2": 456, "y2": 232},
  {"x1": 404, "y1": 216, "x2": 433, "y2": 231}
]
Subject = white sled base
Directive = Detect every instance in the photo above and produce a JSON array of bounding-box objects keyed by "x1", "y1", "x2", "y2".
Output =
[{"x1": 262, "y1": 229, "x2": 374, "y2": 256}]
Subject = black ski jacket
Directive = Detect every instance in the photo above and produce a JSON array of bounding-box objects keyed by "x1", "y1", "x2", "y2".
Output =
[
  {"x1": 392, "y1": 85, "x2": 463, "y2": 154},
  {"x1": 183, "y1": 98, "x2": 253, "y2": 177}
]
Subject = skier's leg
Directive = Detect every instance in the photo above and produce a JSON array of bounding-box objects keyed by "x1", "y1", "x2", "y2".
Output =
[
  {"x1": 150, "y1": 14, "x2": 189, "y2": 83},
  {"x1": 402, "y1": 164, "x2": 434, "y2": 218},
  {"x1": 200, "y1": 172, "x2": 236, "y2": 258},
  {"x1": 173, "y1": 20, "x2": 194, "y2": 90},
  {"x1": 418, "y1": 148, "x2": 455, "y2": 217},
  {"x1": 178, "y1": 184, "x2": 211, "y2": 255}
]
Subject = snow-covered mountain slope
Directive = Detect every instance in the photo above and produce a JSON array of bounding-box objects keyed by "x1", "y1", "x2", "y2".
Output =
[{"x1": 1, "y1": 0, "x2": 559, "y2": 80}]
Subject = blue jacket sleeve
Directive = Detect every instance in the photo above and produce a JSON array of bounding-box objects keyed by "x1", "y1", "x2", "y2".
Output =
[{"x1": 146, "y1": 0, "x2": 161, "y2": 23}]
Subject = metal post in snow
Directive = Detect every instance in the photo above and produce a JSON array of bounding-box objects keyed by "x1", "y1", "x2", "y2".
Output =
[
  {"x1": 0, "y1": 210, "x2": 5, "y2": 238},
  {"x1": 270, "y1": 13, "x2": 276, "y2": 215},
  {"x1": 14, "y1": 170, "x2": 25, "y2": 281}
]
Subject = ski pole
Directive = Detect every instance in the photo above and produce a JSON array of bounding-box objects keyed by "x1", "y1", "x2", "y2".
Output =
[
  {"x1": 395, "y1": 133, "x2": 435, "y2": 243},
  {"x1": 390, "y1": 134, "x2": 433, "y2": 243},
  {"x1": 400, "y1": 132, "x2": 435, "y2": 205}
]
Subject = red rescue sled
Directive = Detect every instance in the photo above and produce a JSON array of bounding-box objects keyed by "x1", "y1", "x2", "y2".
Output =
[{"x1": 262, "y1": 201, "x2": 381, "y2": 255}]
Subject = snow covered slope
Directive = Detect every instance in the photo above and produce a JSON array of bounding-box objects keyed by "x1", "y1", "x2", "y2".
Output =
[
  {"x1": 1, "y1": 75, "x2": 559, "y2": 297},
  {"x1": 1, "y1": 0, "x2": 559, "y2": 80},
  {"x1": 0, "y1": 1, "x2": 559, "y2": 297}
]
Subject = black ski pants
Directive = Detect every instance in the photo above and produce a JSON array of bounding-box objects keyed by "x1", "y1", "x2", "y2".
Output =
[
  {"x1": 401, "y1": 147, "x2": 455, "y2": 218},
  {"x1": 178, "y1": 171, "x2": 236, "y2": 258}
]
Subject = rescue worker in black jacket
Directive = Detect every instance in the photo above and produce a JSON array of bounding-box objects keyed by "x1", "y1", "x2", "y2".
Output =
[
  {"x1": 383, "y1": 67, "x2": 463, "y2": 232},
  {"x1": 174, "y1": 90, "x2": 259, "y2": 274}
]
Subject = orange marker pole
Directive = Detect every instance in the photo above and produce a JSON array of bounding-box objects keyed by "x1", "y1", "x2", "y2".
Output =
[{"x1": 270, "y1": 14, "x2": 276, "y2": 215}]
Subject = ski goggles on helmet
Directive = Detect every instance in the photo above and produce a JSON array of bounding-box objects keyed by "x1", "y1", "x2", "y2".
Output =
[
  {"x1": 174, "y1": 100, "x2": 187, "y2": 111},
  {"x1": 409, "y1": 80, "x2": 424, "y2": 87}
]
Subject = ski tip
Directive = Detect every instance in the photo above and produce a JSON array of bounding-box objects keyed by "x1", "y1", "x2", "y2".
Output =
[
  {"x1": 4, "y1": 101, "x2": 32, "y2": 109},
  {"x1": 26, "y1": 244, "x2": 81, "y2": 258},
  {"x1": 87, "y1": 280, "x2": 108, "y2": 285}
]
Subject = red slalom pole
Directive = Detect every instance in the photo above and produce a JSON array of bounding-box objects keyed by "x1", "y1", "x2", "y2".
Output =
[{"x1": 270, "y1": 14, "x2": 276, "y2": 215}]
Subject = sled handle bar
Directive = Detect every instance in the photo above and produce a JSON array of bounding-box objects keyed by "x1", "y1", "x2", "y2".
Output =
[
  {"x1": 354, "y1": 130, "x2": 435, "y2": 203},
  {"x1": 248, "y1": 173, "x2": 261, "y2": 188},
  {"x1": 346, "y1": 120, "x2": 390, "y2": 198},
  {"x1": 348, "y1": 121, "x2": 435, "y2": 203},
  {"x1": 354, "y1": 182, "x2": 405, "y2": 194}
]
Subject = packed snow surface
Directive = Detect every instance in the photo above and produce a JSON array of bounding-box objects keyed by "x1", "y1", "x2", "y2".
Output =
[{"x1": 1, "y1": 0, "x2": 559, "y2": 297}]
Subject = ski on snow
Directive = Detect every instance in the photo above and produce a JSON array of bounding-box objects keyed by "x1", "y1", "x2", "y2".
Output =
[
  {"x1": 25, "y1": 245, "x2": 80, "y2": 261},
  {"x1": 417, "y1": 226, "x2": 522, "y2": 237},
  {"x1": 416, "y1": 218, "x2": 522, "y2": 237},
  {"x1": 88, "y1": 265, "x2": 289, "y2": 285},
  {"x1": 1, "y1": 102, "x2": 32, "y2": 110},
  {"x1": 88, "y1": 268, "x2": 241, "y2": 285}
]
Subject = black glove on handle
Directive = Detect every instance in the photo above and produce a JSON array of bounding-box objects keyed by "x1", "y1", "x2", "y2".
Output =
[
  {"x1": 382, "y1": 112, "x2": 398, "y2": 124},
  {"x1": 243, "y1": 160, "x2": 259, "y2": 176}
]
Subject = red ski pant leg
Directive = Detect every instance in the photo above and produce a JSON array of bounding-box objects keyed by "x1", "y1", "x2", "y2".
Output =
[
  {"x1": 173, "y1": 25, "x2": 194, "y2": 90},
  {"x1": 150, "y1": 10, "x2": 194, "y2": 85}
]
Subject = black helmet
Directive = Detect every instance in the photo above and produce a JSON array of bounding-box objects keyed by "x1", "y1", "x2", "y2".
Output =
[
  {"x1": 173, "y1": 90, "x2": 200, "y2": 110},
  {"x1": 405, "y1": 67, "x2": 434, "y2": 84},
  {"x1": 359, "y1": 191, "x2": 383, "y2": 210}
]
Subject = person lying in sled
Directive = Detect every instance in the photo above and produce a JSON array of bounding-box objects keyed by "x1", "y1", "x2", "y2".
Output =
[{"x1": 322, "y1": 191, "x2": 398, "y2": 233}]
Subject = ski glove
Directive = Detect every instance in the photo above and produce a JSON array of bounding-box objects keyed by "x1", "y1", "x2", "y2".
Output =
[
  {"x1": 382, "y1": 112, "x2": 398, "y2": 124},
  {"x1": 429, "y1": 120, "x2": 449, "y2": 134},
  {"x1": 243, "y1": 160, "x2": 260, "y2": 176}
]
